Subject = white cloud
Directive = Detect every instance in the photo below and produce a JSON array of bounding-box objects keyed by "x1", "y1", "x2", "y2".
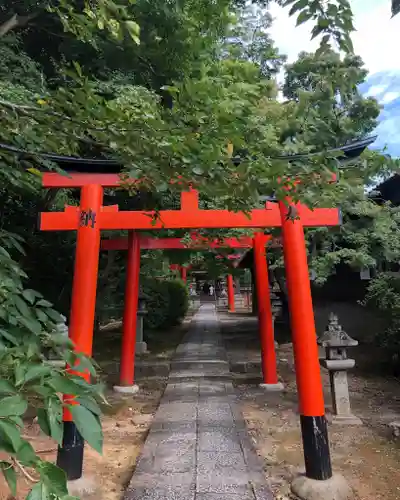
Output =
[
  {"x1": 364, "y1": 85, "x2": 388, "y2": 97},
  {"x1": 380, "y1": 92, "x2": 400, "y2": 104},
  {"x1": 269, "y1": 0, "x2": 400, "y2": 75}
]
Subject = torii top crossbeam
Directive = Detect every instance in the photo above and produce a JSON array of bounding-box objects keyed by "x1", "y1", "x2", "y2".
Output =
[{"x1": 39, "y1": 173, "x2": 340, "y2": 231}]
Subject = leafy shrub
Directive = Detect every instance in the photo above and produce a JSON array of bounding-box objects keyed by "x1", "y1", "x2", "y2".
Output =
[
  {"x1": 143, "y1": 278, "x2": 188, "y2": 331},
  {"x1": 364, "y1": 274, "x2": 400, "y2": 374},
  {"x1": 165, "y1": 279, "x2": 189, "y2": 326},
  {"x1": 0, "y1": 231, "x2": 105, "y2": 499}
]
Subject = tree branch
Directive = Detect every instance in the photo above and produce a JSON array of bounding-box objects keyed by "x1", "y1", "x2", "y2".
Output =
[
  {"x1": 12, "y1": 458, "x2": 39, "y2": 483},
  {"x1": 0, "y1": 13, "x2": 38, "y2": 38}
]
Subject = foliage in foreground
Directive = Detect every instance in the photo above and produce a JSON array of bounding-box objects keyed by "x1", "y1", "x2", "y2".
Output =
[
  {"x1": 0, "y1": 232, "x2": 105, "y2": 499},
  {"x1": 364, "y1": 274, "x2": 400, "y2": 374}
]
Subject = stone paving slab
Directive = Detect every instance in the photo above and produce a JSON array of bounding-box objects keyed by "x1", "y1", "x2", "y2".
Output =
[
  {"x1": 195, "y1": 494, "x2": 254, "y2": 500},
  {"x1": 124, "y1": 304, "x2": 274, "y2": 500}
]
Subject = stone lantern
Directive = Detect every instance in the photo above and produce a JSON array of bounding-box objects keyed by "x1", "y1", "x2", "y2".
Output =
[
  {"x1": 318, "y1": 313, "x2": 362, "y2": 425},
  {"x1": 48, "y1": 315, "x2": 69, "y2": 367},
  {"x1": 136, "y1": 293, "x2": 148, "y2": 354},
  {"x1": 270, "y1": 291, "x2": 282, "y2": 349},
  {"x1": 270, "y1": 291, "x2": 282, "y2": 319}
]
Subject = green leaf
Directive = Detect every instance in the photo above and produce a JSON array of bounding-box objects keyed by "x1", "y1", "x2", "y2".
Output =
[
  {"x1": 16, "y1": 441, "x2": 38, "y2": 465},
  {"x1": 22, "y1": 289, "x2": 39, "y2": 305},
  {"x1": 14, "y1": 364, "x2": 25, "y2": 387},
  {"x1": 0, "y1": 328, "x2": 19, "y2": 345},
  {"x1": 0, "y1": 395, "x2": 27, "y2": 417},
  {"x1": 392, "y1": 0, "x2": 400, "y2": 17},
  {"x1": 51, "y1": 333, "x2": 72, "y2": 347},
  {"x1": 311, "y1": 24, "x2": 325, "y2": 39},
  {"x1": 76, "y1": 396, "x2": 102, "y2": 416},
  {"x1": 70, "y1": 405, "x2": 103, "y2": 453},
  {"x1": 37, "y1": 300, "x2": 53, "y2": 308},
  {"x1": 47, "y1": 398, "x2": 63, "y2": 445},
  {"x1": 13, "y1": 295, "x2": 32, "y2": 318},
  {"x1": 296, "y1": 10, "x2": 313, "y2": 26},
  {"x1": 23, "y1": 365, "x2": 52, "y2": 384},
  {"x1": 27, "y1": 482, "x2": 50, "y2": 500},
  {"x1": 36, "y1": 308, "x2": 48, "y2": 323},
  {"x1": 19, "y1": 316, "x2": 42, "y2": 335},
  {"x1": 125, "y1": 20, "x2": 140, "y2": 34},
  {"x1": 47, "y1": 375, "x2": 86, "y2": 396},
  {"x1": 0, "y1": 380, "x2": 16, "y2": 395},
  {"x1": 37, "y1": 408, "x2": 51, "y2": 437},
  {"x1": 0, "y1": 462, "x2": 17, "y2": 496},
  {"x1": 8, "y1": 415, "x2": 24, "y2": 428},
  {"x1": 289, "y1": 0, "x2": 309, "y2": 16},
  {"x1": 72, "y1": 354, "x2": 97, "y2": 376},
  {"x1": 0, "y1": 421, "x2": 22, "y2": 452},
  {"x1": 192, "y1": 166, "x2": 204, "y2": 175},
  {"x1": 125, "y1": 20, "x2": 141, "y2": 44},
  {"x1": 72, "y1": 61, "x2": 83, "y2": 78},
  {"x1": 30, "y1": 385, "x2": 54, "y2": 398},
  {"x1": 46, "y1": 308, "x2": 63, "y2": 323},
  {"x1": 39, "y1": 461, "x2": 68, "y2": 497}
]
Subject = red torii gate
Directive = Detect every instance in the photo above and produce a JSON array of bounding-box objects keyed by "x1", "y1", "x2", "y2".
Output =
[
  {"x1": 40, "y1": 171, "x2": 338, "y2": 485},
  {"x1": 102, "y1": 232, "x2": 258, "y2": 311},
  {"x1": 101, "y1": 232, "x2": 276, "y2": 384}
]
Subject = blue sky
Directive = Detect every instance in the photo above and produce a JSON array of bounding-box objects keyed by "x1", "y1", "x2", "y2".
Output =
[
  {"x1": 269, "y1": 1, "x2": 400, "y2": 158},
  {"x1": 269, "y1": 0, "x2": 400, "y2": 76}
]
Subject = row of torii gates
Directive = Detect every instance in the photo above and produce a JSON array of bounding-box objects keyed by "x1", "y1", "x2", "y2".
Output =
[
  {"x1": 29, "y1": 136, "x2": 372, "y2": 488},
  {"x1": 40, "y1": 170, "x2": 337, "y2": 485}
]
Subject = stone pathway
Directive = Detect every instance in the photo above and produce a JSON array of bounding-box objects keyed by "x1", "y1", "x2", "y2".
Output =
[{"x1": 125, "y1": 304, "x2": 273, "y2": 500}]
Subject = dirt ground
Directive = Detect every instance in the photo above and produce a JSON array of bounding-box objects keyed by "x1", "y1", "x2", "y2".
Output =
[
  {"x1": 221, "y1": 310, "x2": 400, "y2": 500},
  {"x1": 0, "y1": 314, "x2": 194, "y2": 500},
  {"x1": 0, "y1": 379, "x2": 164, "y2": 500}
]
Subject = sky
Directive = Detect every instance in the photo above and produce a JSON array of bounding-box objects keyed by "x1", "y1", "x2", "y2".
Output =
[{"x1": 269, "y1": 0, "x2": 400, "y2": 76}]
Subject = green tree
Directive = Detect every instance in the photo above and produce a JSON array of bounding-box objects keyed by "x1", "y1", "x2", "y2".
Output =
[
  {"x1": 223, "y1": 5, "x2": 286, "y2": 78},
  {"x1": 281, "y1": 49, "x2": 380, "y2": 148}
]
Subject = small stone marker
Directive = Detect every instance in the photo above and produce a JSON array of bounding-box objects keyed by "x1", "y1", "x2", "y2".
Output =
[
  {"x1": 389, "y1": 421, "x2": 400, "y2": 439},
  {"x1": 47, "y1": 315, "x2": 69, "y2": 367},
  {"x1": 136, "y1": 293, "x2": 148, "y2": 354},
  {"x1": 318, "y1": 313, "x2": 362, "y2": 425}
]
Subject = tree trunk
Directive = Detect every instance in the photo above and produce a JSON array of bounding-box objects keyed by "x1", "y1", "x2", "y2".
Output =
[{"x1": 0, "y1": 13, "x2": 38, "y2": 38}]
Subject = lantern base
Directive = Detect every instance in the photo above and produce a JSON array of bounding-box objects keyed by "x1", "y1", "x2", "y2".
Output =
[
  {"x1": 329, "y1": 414, "x2": 363, "y2": 426},
  {"x1": 259, "y1": 382, "x2": 284, "y2": 392},
  {"x1": 136, "y1": 341, "x2": 147, "y2": 354}
]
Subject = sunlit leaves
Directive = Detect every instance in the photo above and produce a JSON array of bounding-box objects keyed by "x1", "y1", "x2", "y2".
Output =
[
  {"x1": 49, "y1": 0, "x2": 141, "y2": 48},
  {"x1": 69, "y1": 405, "x2": 103, "y2": 453},
  {"x1": 283, "y1": 0, "x2": 355, "y2": 53},
  {"x1": 0, "y1": 395, "x2": 27, "y2": 417}
]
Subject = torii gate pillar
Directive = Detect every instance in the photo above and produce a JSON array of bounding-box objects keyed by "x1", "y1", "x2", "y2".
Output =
[
  {"x1": 279, "y1": 200, "x2": 332, "y2": 481},
  {"x1": 227, "y1": 274, "x2": 235, "y2": 312},
  {"x1": 180, "y1": 266, "x2": 188, "y2": 283},
  {"x1": 253, "y1": 233, "x2": 283, "y2": 391},
  {"x1": 114, "y1": 231, "x2": 141, "y2": 394},
  {"x1": 57, "y1": 184, "x2": 102, "y2": 480}
]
